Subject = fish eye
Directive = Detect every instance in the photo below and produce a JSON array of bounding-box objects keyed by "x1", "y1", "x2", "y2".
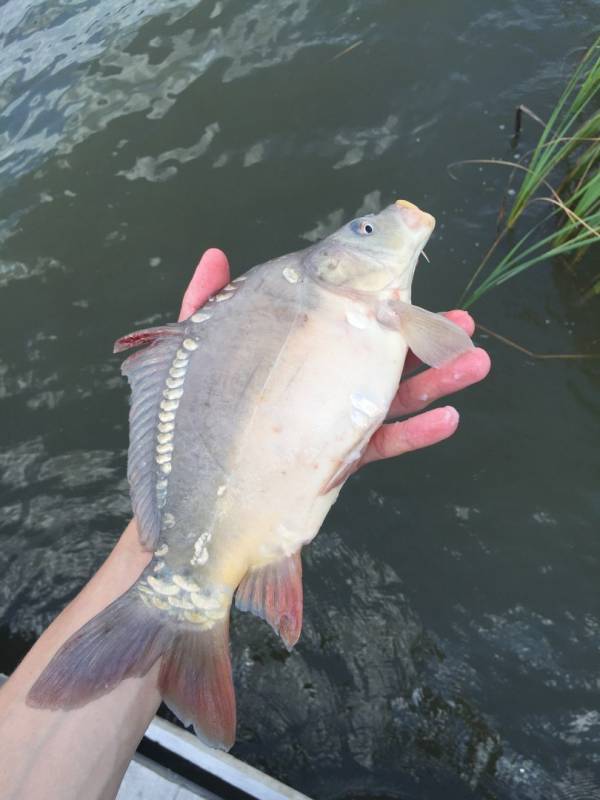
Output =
[{"x1": 351, "y1": 219, "x2": 375, "y2": 236}]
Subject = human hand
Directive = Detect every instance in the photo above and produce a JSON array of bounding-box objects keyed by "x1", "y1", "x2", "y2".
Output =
[
  {"x1": 180, "y1": 249, "x2": 491, "y2": 469},
  {"x1": 361, "y1": 310, "x2": 490, "y2": 465}
]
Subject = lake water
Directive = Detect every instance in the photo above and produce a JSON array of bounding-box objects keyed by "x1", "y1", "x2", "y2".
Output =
[{"x1": 1, "y1": 1, "x2": 599, "y2": 798}]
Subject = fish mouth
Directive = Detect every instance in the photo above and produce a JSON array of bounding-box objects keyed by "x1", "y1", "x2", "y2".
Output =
[{"x1": 395, "y1": 199, "x2": 436, "y2": 233}]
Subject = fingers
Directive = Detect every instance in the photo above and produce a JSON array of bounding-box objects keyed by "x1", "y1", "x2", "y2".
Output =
[
  {"x1": 360, "y1": 406, "x2": 460, "y2": 466},
  {"x1": 403, "y1": 310, "x2": 475, "y2": 374},
  {"x1": 360, "y1": 310, "x2": 490, "y2": 466},
  {"x1": 388, "y1": 347, "x2": 490, "y2": 419},
  {"x1": 178, "y1": 248, "x2": 230, "y2": 322}
]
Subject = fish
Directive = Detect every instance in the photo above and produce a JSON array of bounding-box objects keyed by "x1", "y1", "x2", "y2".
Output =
[{"x1": 27, "y1": 199, "x2": 474, "y2": 749}]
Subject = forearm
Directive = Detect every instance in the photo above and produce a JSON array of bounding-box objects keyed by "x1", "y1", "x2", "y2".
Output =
[
  {"x1": 0, "y1": 253, "x2": 229, "y2": 799},
  {"x1": 0, "y1": 520, "x2": 160, "y2": 800}
]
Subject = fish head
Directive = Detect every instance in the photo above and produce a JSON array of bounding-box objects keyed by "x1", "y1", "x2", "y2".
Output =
[{"x1": 306, "y1": 200, "x2": 435, "y2": 298}]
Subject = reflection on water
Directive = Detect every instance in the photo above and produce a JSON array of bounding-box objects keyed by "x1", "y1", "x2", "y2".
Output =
[{"x1": 1, "y1": 1, "x2": 600, "y2": 797}]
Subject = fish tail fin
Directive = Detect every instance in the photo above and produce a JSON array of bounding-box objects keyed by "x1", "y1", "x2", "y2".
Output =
[
  {"x1": 27, "y1": 580, "x2": 236, "y2": 750},
  {"x1": 27, "y1": 586, "x2": 173, "y2": 709},
  {"x1": 159, "y1": 618, "x2": 235, "y2": 750}
]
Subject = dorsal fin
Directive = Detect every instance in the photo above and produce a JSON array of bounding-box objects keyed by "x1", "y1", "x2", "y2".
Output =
[
  {"x1": 235, "y1": 553, "x2": 303, "y2": 649},
  {"x1": 114, "y1": 324, "x2": 181, "y2": 353},
  {"x1": 116, "y1": 324, "x2": 185, "y2": 549}
]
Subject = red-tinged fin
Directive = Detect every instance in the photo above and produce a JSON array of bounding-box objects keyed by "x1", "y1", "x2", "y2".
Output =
[
  {"x1": 28, "y1": 573, "x2": 237, "y2": 751},
  {"x1": 113, "y1": 324, "x2": 183, "y2": 353},
  {"x1": 27, "y1": 585, "x2": 173, "y2": 709},
  {"x1": 159, "y1": 619, "x2": 235, "y2": 750},
  {"x1": 235, "y1": 553, "x2": 303, "y2": 650}
]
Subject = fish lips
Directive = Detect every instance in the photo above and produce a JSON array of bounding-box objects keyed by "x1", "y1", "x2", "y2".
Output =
[{"x1": 394, "y1": 199, "x2": 436, "y2": 236}]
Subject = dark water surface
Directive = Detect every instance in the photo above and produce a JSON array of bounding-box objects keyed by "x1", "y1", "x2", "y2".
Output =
[{"x1": 1, "y1": 1, "x2": 600, "y2": 797}]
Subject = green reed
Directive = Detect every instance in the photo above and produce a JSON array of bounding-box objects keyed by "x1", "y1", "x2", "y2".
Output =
[{"x1": 461, "y1": 35, "x2": 600, "y2": 308}]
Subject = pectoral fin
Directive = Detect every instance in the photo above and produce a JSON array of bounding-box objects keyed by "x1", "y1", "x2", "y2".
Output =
[
  {"x1": 377, "y1": 300, "x2": 474, "y2": 368},
  {"x1": 319, "y1": 428, "x2": 374, "y2": 495}
]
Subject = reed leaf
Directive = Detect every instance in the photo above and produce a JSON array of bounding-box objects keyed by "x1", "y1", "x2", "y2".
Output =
[{"x1": 461, "y1": 35, "x2": 600, "y2": 308}]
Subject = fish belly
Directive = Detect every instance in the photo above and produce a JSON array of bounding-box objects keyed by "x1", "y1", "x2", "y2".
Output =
[{"x1": 214, "y1": 289, "x2": 407, "y2": 574}]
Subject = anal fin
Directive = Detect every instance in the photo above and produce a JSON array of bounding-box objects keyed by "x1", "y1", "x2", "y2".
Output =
[{"x1": 235, "y1": 553, "x2": 303, "y2": 650}]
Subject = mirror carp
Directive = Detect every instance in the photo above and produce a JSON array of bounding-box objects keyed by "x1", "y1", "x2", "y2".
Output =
[{"x1": 28, "y1": 200, "x2": 473, "y2": 749}]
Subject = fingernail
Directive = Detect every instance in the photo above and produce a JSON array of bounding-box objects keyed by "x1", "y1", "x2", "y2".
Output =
[{"x1": 443, "y1": 406, "x2": 460, "y2": 425}]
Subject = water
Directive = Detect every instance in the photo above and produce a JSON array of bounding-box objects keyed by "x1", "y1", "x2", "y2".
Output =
[{"x1": 1, "y1": 1, "x2": 599, "y2": 797}]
